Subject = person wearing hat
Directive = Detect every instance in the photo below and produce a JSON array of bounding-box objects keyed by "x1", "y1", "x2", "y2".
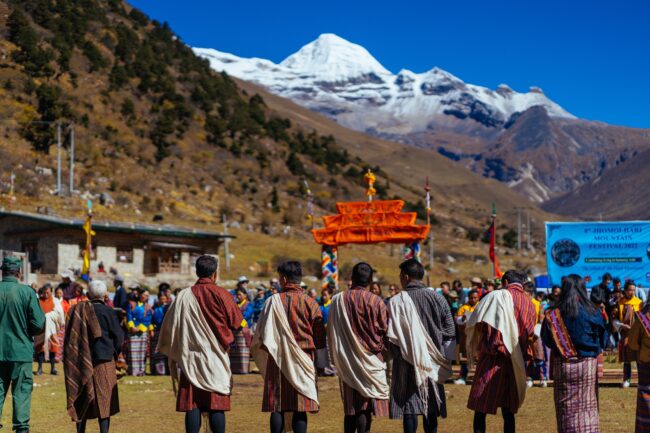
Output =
[
  {"x1": 470, "y1": 276, "x2": 483, "y2": 290},
  {"x1": 0, "y1": 256, "x2": 46, "y2": 433},
  {"x1": 236, "y1": 276, "x2": 249, "y2": 292}
]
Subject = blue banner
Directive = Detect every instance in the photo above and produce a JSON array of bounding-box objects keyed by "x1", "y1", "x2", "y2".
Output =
[{"x1": 546, "y1": 221, "x2": 650, "y2": 286}]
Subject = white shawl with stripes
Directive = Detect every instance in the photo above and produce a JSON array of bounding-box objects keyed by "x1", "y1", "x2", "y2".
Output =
[
  {"x1": 251, "y1": 294, "x2": 319, "y2": 403},
  {"x1": 328, "y1": 293, "x2": 389, "y2": 399}
]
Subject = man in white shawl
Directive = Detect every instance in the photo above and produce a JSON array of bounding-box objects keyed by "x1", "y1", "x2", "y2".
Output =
[
  {"x1": 327, "y1": 262, "x2": 389, "y2": 433},
  {"x1": 387, "y1": 259, "x2": 455, "y2": 433},
  {"x1": 465, "y1": 270, "x2": 536, "y2": 433},
  {"x1": 157, "y1": 255, "x2": 243, "y2": 433},
  {"x1": 252, "y1": 261, "x2": 325, "y2": 433}
]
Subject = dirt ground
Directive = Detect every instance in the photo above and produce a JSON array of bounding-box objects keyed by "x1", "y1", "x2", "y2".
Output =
[{"x1": 1, "y1": 368, "x2": 637, "y2": 433}]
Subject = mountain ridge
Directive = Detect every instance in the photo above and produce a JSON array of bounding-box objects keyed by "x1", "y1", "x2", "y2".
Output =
[{"x1": 196, "y1": 33, "x2": 650, "y2": 217}]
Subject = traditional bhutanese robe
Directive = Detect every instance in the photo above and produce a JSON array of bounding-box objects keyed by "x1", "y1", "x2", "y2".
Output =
[
  {"x1": 230, "y1": 300, "x2": 253, "y2": 374},
  {"x1": 467, "y1": 284, "x2": 536, "y2": 415},
  {"x1": 35, "y1": 296, "x2": 64, "y2": 357},
  {"x1": 125, "y1": 300, "x2": 153, "y2": 376},
  {"x1": 262, "y1": 283, "x2": 325, "y2": 413},
  {"x1": 339, "y1": 287, "x2": 389, "y2": 416},
  {"x1": 619, "y1": 296, "x2": 642, "y2": 362},
  {"x1": 389, "y1": 281, "x2": 455, "y2": 419},
  {"x1": 542, "y1": 305, "x2": 606, "y2": 433},
  {"x1": 177, "y1": 278, "x2": 243, "y2": 412},
  {"x1": 54, "y1": 297, "x2": 70, "y2": 362}
]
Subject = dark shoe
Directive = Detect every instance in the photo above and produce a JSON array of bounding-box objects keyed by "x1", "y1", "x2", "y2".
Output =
[
  {"x1": 36, "y1": 368, "x2": 43, "y2": 376},
  {"x1": 51, "y1": 368, "x2": 58, "y2": 375}
]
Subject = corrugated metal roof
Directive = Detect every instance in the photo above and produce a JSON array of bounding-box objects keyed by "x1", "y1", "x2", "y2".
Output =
[{"x1": 0, "y1": 209, "x2": 235, "y2": 240}]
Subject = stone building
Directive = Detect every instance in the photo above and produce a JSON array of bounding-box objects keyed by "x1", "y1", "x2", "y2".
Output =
[{"x1": 0, "y1": 210, "x2": 233, "y2": 280}]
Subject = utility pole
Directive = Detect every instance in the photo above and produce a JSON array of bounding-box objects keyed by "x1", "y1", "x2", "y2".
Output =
[
  {"x1": 69, "y1": 124, "x2": 75, "y2": 195},
  {"x1": 56, "y1": 123, "x2": 62, "y2": 195},
  {"x1": 222, "y1": 214, "x2": 230, "y2": 272}
]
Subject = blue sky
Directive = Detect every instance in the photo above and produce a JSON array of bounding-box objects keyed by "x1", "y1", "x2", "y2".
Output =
[{"x1": 130, "y1": 0, "x2": 650, "y2": 128}]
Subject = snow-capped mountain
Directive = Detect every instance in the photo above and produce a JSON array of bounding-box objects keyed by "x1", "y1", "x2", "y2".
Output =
[
  {"x1": 194, "y1": 34, "x2": 650, "y2": 208},
  {"x1": 194, "y1": 33, "x2": 574, "y2": 136}
]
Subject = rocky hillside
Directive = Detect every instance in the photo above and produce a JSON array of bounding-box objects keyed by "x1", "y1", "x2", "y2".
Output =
[
  {"x1": 0, "y1": 0, "x2": 397, "y2": 228},
  {"x1": 0, "y1": 0, "x2": 554, "y2": 280}
]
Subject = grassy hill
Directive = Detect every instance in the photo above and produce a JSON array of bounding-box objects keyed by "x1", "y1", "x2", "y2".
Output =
[{"x1": 0, "y1": 0, "x2": 554, "y2": 283}]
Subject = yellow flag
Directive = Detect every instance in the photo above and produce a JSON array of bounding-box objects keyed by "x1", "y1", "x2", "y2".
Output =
[{"x1": 82, "y1": 216, "x2": 95, "y2": 276}]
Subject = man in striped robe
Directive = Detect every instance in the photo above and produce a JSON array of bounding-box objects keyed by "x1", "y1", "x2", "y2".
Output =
[
  {"x1": 389, "y1": 259, "x2": 455, "y2": 433},
  {"x1": 255, "y1": 261, "x2": 325, "y2": 433},
  {"x1": 466, "y1": 270, "x2": 536, "y2": 433},
  {"x1": 328, "y1": 262, "x2": 389, "y2": 433},
  {"x1": 172, "y1": 255, "x2": 244, "y2": 433}
]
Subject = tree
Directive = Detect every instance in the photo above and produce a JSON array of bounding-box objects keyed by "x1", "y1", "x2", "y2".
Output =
[
  {"x1": 120, "y1": 98, "x2": 135, "y2": 119},
  {"x1": 8, "y1": 9, "x2": 54, "y2": 76},
  {"x1": 82, "y1": 40, "x2": 108, "y2": 71},
  {"x1": 502, "y1": 228, "x2": 517, "y2": 249},
  {"x1": 270, "y1": 187, "x2": 280, "y2": 213},
  {"x1": 286, "y1": 152, "x2": 306, "y2": 176}
]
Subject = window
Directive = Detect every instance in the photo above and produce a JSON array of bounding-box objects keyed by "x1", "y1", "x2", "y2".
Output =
[
  {"x1": 79, "y1": 242, "x2": 97, "y2": 260},
  {"x1": 159, "y1": 249, "x2": 182, "y2": 273},
  {"x1": 116, "y1": 246, "x2": 134, "y2": 263}
]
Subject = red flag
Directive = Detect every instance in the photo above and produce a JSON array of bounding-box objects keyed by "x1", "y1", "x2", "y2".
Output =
[{"x1": 487, "y1": 219, "x2": 503, "y2": 279}]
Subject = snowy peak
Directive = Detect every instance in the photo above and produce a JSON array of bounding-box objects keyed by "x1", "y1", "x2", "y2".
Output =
[
  {"x1": 279, "y1": 33, "x2": 391, "y2": 81},
  {"x1": 194, "y1": 33, "x2": 575, "y2": 135}
]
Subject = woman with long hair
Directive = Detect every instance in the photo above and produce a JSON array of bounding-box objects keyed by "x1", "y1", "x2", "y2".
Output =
[
  {"x1": 629, "y1": 296, "x2": 650, "y2": 432},
  {"x1": 541, "y1": 274, "x2": 608, "y2": 433}
]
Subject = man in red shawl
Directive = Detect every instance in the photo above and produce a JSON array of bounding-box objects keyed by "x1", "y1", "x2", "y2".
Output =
[
  {"x1": 328, "y1": 262, "x2": 389, "y2": 433},
  {"x1": 465, "y1": 270, "x2": 536, "y2": 433},
  {"x1": 158, "y1": 255, "x2": 243, "y2": 433},
  {"x1": 252, "y1": 261, "x2": 325, "y2": 433}
]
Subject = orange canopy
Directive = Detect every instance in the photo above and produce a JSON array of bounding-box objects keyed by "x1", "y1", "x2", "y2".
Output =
[{"x1": 312, "y1": 200, "x2": 430, "y2": 246}]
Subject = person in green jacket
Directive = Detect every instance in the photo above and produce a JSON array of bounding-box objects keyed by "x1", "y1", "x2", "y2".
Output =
[{"x1": 0, "y1": 256, "x2": 45, "y2": 433}]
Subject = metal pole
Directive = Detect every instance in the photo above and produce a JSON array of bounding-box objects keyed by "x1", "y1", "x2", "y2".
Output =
[
  {"x1": 223, "y1": 214, "x2": 230, "y2": 272},
  {"x1": 56, "y1": 123, "x2": 61, "y2": 194},
  {"x1": 517, "y1": 207, "x2": 522, "y2": 251},
  {"x1": 69, "y1": 124, "x2": 75, "y2": 195}
]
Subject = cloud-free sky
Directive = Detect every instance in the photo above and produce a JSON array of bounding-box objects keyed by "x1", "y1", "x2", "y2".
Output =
[{"x1": 130, "y1": 0, "x2": 650, "y2": 128}]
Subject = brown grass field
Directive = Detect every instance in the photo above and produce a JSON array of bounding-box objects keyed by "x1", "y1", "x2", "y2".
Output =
[{"x1": 1, "y1": 366, "x2": 636, "y2": 433}]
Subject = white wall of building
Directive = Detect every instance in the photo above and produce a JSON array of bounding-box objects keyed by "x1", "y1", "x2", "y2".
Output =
[{"x1": 57, "y1": 243, "x2": 145, "y2": 278}]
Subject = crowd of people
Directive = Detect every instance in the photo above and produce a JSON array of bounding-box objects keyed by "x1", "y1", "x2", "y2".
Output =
[{"x1": 0, "y1": 254, "x2": 649, "y2": 433}]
